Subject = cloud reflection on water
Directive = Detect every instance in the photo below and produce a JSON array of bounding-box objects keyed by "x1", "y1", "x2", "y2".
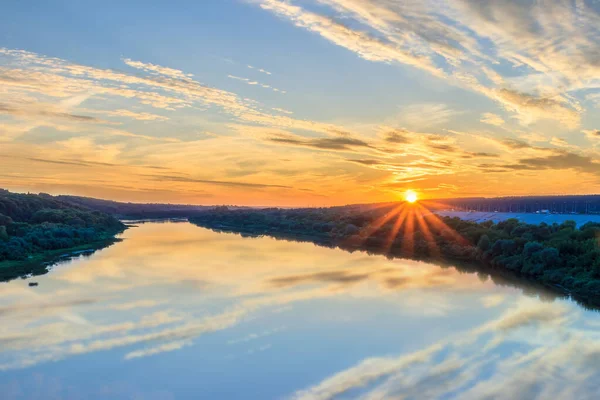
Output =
[
  {"x1": 0, "y1": 222, "x2": 488, "y2": 371},
  {"x1": 291, "y1": 299, "x2": 598, "y2": 400},
  {"x1": 0, "y1": 222, "x2": 598, "y2": 399}
]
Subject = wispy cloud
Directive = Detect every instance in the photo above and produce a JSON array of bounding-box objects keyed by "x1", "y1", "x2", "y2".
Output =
[
  {"x1": 395, "y1": 104, "x2": 462, "y2": 129},
  {"x1": 0, "y1": 49, "x2": 335, "y2": 135},
  {"x1": 493, "y1": 151, "x2": 600, "y2": 177},
  {"x1": 147, "y1": 174, "x2": 294, "y2": 189},
  {"x1": 272, "y1": 107, "x2": 293, "y2": 115},
  {"x1": 0, "y1": 102, "x2": 103, "y2": 123},
  {"x1": 124, "y1": 340, "x2": 192, "y2": 360},
  {"x1": 254, "y1": 0, "x2": 599, "y2": 129},
  {"x1": 123, "y1": 58, "x2": 193, "y2": 80},
  {"x1": 480, "y1": 113, "x2": 505, "y2": 127},
  {"x1": 383, "y1": 129, "x2": 412, "y2": 144},
  {"x1": 583, "y1": 129, "x2": 600, "y2": 142},
  {"x1": 248, "y1": 65, "x2": 273, "y2": 75},
  {"x1": 268, "y1": 134, "x2": 371, "y2": 151},
  {"x1": 227, "y1": 74, "x2": 286, "y2": 93},
  {"x1": 2, "y1": 0, "x2": 600, "y2": 204},
  {"x1": 102, "y1": 109, "x2": 170, "y2": 122},
  {"x1": 290, "y1": 299, "x2": 582, "y2": 400}
]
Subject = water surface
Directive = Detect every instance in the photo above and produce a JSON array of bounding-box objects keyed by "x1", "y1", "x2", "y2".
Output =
[{"x1": 1, "y1": 221, "x2": 599, "y2": 399}]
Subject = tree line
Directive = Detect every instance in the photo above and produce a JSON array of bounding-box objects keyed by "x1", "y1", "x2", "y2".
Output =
[{"x1": 0, "y1": 189, "x2": 125, "y2": 263}]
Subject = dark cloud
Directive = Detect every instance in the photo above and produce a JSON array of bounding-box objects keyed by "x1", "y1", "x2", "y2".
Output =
[
  {"x1": 138, "y1": 165, "x2": 170, "y2": 170},
  {"x1": 412, "y1": 160, "x2": 453, "y2": 168},
  {"x1": 502, "y1": 138, "x2": 532, "y2": 149},
  {"x1": 347, "y1": 159, "x2": 383, "y2": 165},
  {"x1": 269, "y1": 169, "x2": 304, "y2": 177},
  {"x1": 493, "y1": 89, "x2": 580, "y2": 128},
  {"x1": 519, "y1": 152, "x2": 600, "y2": 174},
  {"x1": 347, "y1": 158, "x2": 453, "y2": 172},
  {"x1": 480, "y1": 151, "x2": 600, "y2": 175},
  {"x1": 0, "y1": 298, "x2": 98, "y2": 317},
  {"x1": 0, "y1": 103, "x2": 102, "y2": 123},
  {"x1": 497, "y1": 138, "x2": 556, "y2": 153},
  {"x1": 473, "y1": 152, "x2": 499, "y2": 157},
  {"x1": 327, "y1": 128, "x2": 354, "y2": 136},
  {"x1": 268, "y1": 270, "x2": 373, "y2": 288},
  {"x1": 269, "y1": 135, "x2": 371, "y2": 151},
  {"x1": 462, "y1": 152, "x2": 499, "y2": 158},
  {"x1": 31, "y1": 158, "x2": 130, "y2": 168},
  {"x1": 498, "y1": 89, "x2": 564, "y2": 109},
  {"x1": 384, "y1": 130, "x2": 412, "y2": 144},
  {"x1": 62, "y1": 159, "x2": 118, "y2": 167},
  {"x1": 429, "y1": 143, "x2": 458, "y2": 152},
  {"x1": 147, "y1": 174, "x2": 293, "y2": 189},
  {"x1": 268, "y1": 137, "x2": 306, "y2": 146},
  {"x1": 224, "y1": 169, "x2": 259, "y2": 178},
  {"x1": 309, "y1": 137, "x2": 371, "y2": 149},
  {"x1": 236, "y1": 160, "x2": 269, "y2": 169},
  {"x1": 479, "y1": 163, "x2": 538, "y2": 171},
  {"x1": 0, "y1": 155, "x2": 115, "y2": 168},
  {"x1": 480, "y1": 168, "x2": 513, "y2": 173},
  {"x1": 383, "y1": 277, "x2": 409, "y2": 289},
  {"x1": 267, "y1": 266, "x2": 457, "y2": 292},
  {"x1": 27, "y1": 158, "x2": 94, "y2": 167},
  {"x1": 0, "y1": 155, "x2": 168, "y2": 170}
]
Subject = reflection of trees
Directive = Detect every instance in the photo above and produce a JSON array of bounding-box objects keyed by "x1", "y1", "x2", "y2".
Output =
[
  {"x1": 0, "y1": 238, "x2": 121, "y2": 283},
  {"x1": 190, "y1": 204, "x2": 600, "y2": 311}
]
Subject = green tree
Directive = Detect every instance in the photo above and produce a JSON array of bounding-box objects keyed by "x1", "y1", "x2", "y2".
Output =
[
  {"x1": 477, "y1": 234, "x2": 490, "y2": 251},
  {"x1": 0, "y1": 226, "x2": 8, "y2": 241},
  {"x1": 0, "y1": 213, "x2": 12, "y2": 226}
]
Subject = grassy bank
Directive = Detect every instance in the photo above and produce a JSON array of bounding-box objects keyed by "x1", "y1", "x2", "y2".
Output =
[
  {"x1": 0, "y1": 189, "x2": 127, "y2": 281},
  {"x1": 0, "y1": 236, "x2": 122, "y2": 282}
]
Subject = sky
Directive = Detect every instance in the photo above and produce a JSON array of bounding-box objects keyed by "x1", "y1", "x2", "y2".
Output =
[{"x1": 1, "y1": 0, "x2": 600, "y2": 206}]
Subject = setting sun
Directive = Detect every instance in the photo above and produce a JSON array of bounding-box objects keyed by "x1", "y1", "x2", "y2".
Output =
[{"x1": 405, "y1": 190, "x2": 418, "y2": 203}]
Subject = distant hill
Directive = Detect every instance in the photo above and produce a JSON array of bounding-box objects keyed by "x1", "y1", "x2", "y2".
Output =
[
  {"x1": 0, "y1": 189, "x2": 87, "y2": 222},
  {"x1": 56, "y1": 195, "x2": 214, "y2": 219},
  {"x1": 5, "y1": 190, "x2": 600, "y2": 219},
  {"x1": 0, "y1": 189, "x2": 121, "y2": 227},
  {"x1": 421, "y1": 195, "x2": 600, "y2": 215},
  {"x1": 32, "y1": 193, "x2": 600, "y2": 219}
]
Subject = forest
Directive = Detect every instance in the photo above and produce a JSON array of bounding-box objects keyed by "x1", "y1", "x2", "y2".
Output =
[
  {"x1": 0, "y1": 189, "x2": 125, "y2": 265},
  {"x1": 190, "y1": 204, "x2": 600, "y2": 301}
]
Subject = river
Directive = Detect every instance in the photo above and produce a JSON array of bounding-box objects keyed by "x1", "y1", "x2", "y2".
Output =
[{"x1": 1, "y1": 221, "x2": 599, "y2": 399}]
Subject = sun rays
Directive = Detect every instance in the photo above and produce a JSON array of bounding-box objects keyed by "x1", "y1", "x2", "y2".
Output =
[{"x1": 349, "y1": 199, "x2": 468, "y2": 259}]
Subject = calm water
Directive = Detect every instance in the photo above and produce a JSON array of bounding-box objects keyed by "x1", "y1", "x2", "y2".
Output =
[{"x1": 1, "y1": 221, "x2": 600, "y2": 399}]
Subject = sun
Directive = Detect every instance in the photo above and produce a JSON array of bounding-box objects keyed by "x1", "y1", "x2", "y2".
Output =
[{"x1": 405, "y1": 190, "x2": 418, "y2": 203}]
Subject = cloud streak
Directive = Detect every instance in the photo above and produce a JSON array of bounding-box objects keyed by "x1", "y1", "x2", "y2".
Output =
[
  {"x1": 147, "y1": 174, "x2": 294, "y2": 189},
  {"x1": 227, "y1": 74, "x2": 286, "y2": 93}
]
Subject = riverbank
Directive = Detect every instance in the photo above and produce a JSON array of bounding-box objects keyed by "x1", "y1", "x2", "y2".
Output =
[
  {"x1": 203, "y1": 222, "x2": 600, "y2": 304},
  {"x1": 0, "y1": 236, "x2": 123, "y2": 282},
  {"x1": 0, "y1": 189, "x2": 127, "y2": 281}
]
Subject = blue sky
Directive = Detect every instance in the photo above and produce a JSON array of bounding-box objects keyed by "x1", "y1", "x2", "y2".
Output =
[{"x1": 1, "y1": 0, "x2": 599, "y2": 205}]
